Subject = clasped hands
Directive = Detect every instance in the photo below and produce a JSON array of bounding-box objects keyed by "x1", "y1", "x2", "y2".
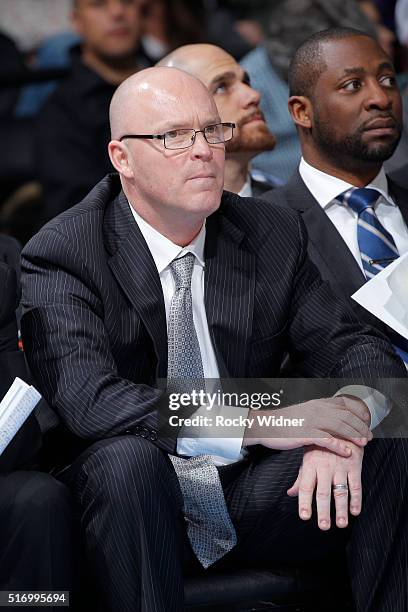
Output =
[{"x1": 243, "y1": 396, "x2": 371, "y2": 530}]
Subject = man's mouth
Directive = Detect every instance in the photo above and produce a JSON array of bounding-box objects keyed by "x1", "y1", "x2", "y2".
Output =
[
  {"x1": 108, "y1": 27, "x2": 131, "y2": 36},
  {"x1": 239, "y1": 111, "x2": 265, "y2": 127},
  {"x1": 363, "y1": 116, "x2": 396, "y2": 131}
]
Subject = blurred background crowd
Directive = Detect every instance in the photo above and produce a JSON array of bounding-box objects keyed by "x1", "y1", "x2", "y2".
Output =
[{"x1": 1, "y1": 0, "x2": 408, "y2": 245}]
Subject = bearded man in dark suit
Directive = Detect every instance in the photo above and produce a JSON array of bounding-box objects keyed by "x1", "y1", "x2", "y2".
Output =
[
  {"x1": 21, "y1": 66, "x2": 408, "y2": 612},
  {"x1": 262, "y1": 27, "x2": 408, "y2": 365}
]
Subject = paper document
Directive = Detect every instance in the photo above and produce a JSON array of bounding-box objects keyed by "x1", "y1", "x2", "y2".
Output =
[
  {"x1": 352, "y1": 252, "x2": 408, "y2": 340},
  {"x1": 0, "y1": 377, "x2": 42, "y2": 456}
]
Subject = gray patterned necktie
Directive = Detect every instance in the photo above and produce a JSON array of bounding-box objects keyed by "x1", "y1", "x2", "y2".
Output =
[
  {"x1": 167, "y1": 253, "x2": 205, "y2": 393},
  {"x1": 167, "y1": 253, "x2": 237, "y2": 568}
]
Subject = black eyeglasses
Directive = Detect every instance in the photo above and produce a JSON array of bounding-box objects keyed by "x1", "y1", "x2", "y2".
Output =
[{"x1": 119, "y1": 122, "x2": 235, "y2": 150}]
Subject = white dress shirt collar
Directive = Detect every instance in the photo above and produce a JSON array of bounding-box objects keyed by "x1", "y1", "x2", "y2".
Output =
[
  {"x1": 127, "y1": 201, "x2": 206, "y2": 273},
  {"x1": 299, "y1": 157, "x2": 395, "y2": 210},
  {"x1": 238, "y1": 175, "x2": 252, "y2": 198}
]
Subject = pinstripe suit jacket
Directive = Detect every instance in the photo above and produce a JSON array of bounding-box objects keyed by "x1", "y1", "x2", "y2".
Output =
[
  {"x1": 20, "y1": 173, "x2": 405, "y2": 456},
  {"x1": 261, "y1": 170, "x2": 408, "y2": 331}
]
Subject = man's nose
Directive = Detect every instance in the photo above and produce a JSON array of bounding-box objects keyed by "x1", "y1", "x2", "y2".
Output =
[
  {"x1": 190, "y1": 132, "x2": 213, "y2": 160},
  {"x1": 108, "y1": 0, "x2": 127, "y2": 17},
  {"x1": 239, "y1": 82, "x2": 261, "y2": 108},
  {"x1": 365, "y1": 80, "x2": 393, "y2": 110}
]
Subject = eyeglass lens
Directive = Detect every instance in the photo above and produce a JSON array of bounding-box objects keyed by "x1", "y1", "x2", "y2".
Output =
[{"x1": 164, "y1": 124, "x2": 233, "y2": 149}]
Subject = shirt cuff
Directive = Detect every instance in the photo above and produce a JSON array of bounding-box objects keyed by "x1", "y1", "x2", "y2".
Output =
[
  {"x1": 177, "y1": 403, "x2": 249, "y2": 463},
  {"x1": 335, "y1": 385, "x2": 391, "y2": 430}
]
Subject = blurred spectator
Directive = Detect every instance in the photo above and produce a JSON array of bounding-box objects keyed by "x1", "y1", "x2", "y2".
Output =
[
  {"x1": 240, "y1": 0, "x2": 378, "y2": 183},
  {"x1": 0, "y1": 0, "x2": 72, "y2": 53},
  {"x1": 0, "y1": 32, "x2": 38, "y2": 241},
  {"x1": 15, "y1": 31, "x2": 80, "y2": 117},
  {"x1": 142, "y1": 0, "x2": 257, "y2": 62},
  {"x1": 204, "y1": 0, "x2": 256, "y2": 60},
  {"x1": 358, "y1": 0, "x2": 396, "y2": 59},
  {"x1": 396, "y1": 0, "x2": 408, "y2": 46},
  {"x1": 376, "y1": 0, "x2": 397, "y2": 31},
  {"x1": 36, "y1": 0, "x2": 150, "y2": 222},
  {"x1": 0, "y1": 32, "x2": 25, "y2": 118},
  {"x1": 142, "y1": 0, "x2": 206, "y2": 61},
  {"x1": 0, "y1": 2, "x2": 80, "y2": 117}
]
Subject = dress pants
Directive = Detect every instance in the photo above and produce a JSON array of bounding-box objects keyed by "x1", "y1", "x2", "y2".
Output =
[
  {"x1": 0, "y1": 472, "x2": 73, "y2": 598},
  {"x1": 65, "y1": 435, "x2": 408, "y2": 612}
]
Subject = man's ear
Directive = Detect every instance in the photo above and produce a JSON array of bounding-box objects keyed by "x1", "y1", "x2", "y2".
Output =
[
  {"x1": 108, "y1": 141, "x2": 134, "y2": 178},
  {"x1": 288, "y1": 95, "x2": 313, "y2": 130}
]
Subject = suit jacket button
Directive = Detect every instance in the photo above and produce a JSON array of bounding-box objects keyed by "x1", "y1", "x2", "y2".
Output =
[
  {"x1": 134, "y1": 425, "x2": 142, "y2": 435},
  {"x1": 150, "y1": 431, "x2": 158, "y2": 441},
  {"x1": 140, "y1": 427, "x2": 149, "y2": 438}
]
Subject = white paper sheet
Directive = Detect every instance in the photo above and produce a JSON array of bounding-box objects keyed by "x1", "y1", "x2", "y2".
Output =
[
  {"x1": 0, "y1": 377, "x2": 42, "y2": 456},
  {"x1": 352, "y1": 252, "x2": 408, "y2": 340}
]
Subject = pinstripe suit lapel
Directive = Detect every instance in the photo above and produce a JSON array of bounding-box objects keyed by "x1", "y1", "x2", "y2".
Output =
[
  {"x1": 105, "y1": 191, "x2": 168, "y2": 376},
  {"x1": 205, "y1": 210, "x2": 255, "y2": 377}
]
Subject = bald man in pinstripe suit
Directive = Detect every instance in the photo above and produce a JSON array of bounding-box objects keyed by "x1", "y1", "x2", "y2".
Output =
[{"x1": 21, "y1": 68, "x2": 408, "y2": 612}]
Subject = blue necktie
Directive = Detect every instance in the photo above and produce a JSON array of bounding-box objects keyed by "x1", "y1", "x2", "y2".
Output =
[
  {"x1": 340, "y1": 188, "x2": 399, "y2": 278},
  {"x1": 339, "y1": 188, "x2": 408, "y2": 365}
]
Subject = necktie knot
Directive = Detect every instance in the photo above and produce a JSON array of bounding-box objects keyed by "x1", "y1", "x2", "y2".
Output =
[
  {"x1": 170, "y1": 252, "x2": 195, "y2": 290},
  {"x1": 340, "y1": 187, "x2": 381, "y2": 215}
]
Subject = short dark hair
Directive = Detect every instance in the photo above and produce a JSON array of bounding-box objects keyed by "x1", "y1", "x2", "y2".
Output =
[{"x1": 288, "y1": 27, "x2": 377, "y2": 99}]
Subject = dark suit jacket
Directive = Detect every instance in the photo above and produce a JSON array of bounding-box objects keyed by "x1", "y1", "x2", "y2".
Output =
[
  {"x1": 0, "y1": 234, "x2": 21, "y2": 276},
  {"x1": 20, "y1": 174, "x2": 405, "y2": 456},
  {"x1": 250, "y1": 177, "x2": 276, "y2": 198},
  {"x1": 0, "y1": 261, "x2": 41, "y2": 471},
  {"x1": 261, "y1": 170, "x2": 408, "y2": 331}
]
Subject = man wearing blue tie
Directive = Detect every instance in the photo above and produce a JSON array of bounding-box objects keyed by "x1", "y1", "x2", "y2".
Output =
[{"x1": 263, "y1": 27, "x2": 408, "y2": 364}]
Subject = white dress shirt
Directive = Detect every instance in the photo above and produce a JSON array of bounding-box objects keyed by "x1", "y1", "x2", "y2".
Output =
[
  {"x1": 299, "y1": 158, "x2": 408, "y2": 271},
  {"x1": 299, "y1": 158, "x2": 408, "y2": 425},
  {"x1": 128, "y1": 202, "x2": 247, "y2": 464},
  {"x1": 238, "y1": 176, "x2": 252, "y2": 198}
]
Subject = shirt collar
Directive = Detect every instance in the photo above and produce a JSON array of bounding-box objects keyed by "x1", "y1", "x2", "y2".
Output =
[
  {"x1": 127, "y1": 200, "x2": 206, "y2": 274},
  {"x1": 299, "y1": 157, "x2": 395, "y2": 209},
  {"x1": 238, "y1": 175, "x2": 252, "y2": 198}
]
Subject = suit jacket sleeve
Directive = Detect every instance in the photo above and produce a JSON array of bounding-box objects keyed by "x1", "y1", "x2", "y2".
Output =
[
  {"x1": 21, "y1": 229, "x2": 176, "y2": 454},
  {"x1": 279, "y1": 214, "x2": 407, "y2": 412},
  {"x1": 282, "y1": 215, "x2": 403, "y2": 374}
]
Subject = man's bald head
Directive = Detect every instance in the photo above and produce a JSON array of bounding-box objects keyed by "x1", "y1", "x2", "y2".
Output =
[
  {"x1": 108, "y1": 66, "x2": 225, "y2": 245},
  {"x1": 109, "y1": 66, "x2": 216, "y2": 140},
  {"x1": 157, "y1": 43, "x2": 230, "y2": 81},
  {"x1": 158, "y1": 43, "x2": 276, "y2": 156}
]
